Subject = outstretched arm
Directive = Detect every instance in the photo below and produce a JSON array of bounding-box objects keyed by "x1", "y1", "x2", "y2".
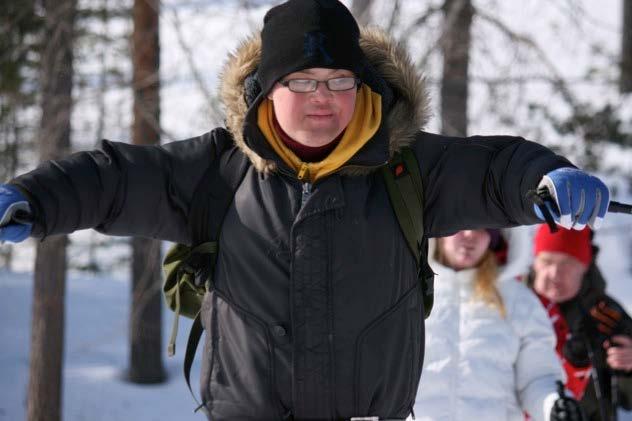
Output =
[
  {"x1": 413, "y1": 132, "x2": 605, "y2": 237},
  {"x1": 3, "y1": 129, "x2": 232, "y2": 244}
]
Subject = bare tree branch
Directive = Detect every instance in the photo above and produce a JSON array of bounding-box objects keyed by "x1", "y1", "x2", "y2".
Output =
[
  {"x1": 400, "y1": 5, "x2": 442, "y2": 44},
  {"x1": 168, "y1": 5, "x2": 223, "y2": 128},
  {"x1": 410, "y1": 3, "x2": 464, "y2": 78},
  {"x1": 351, "y1": 0, "x2": 374, "y2": 26},
  {"x1": 468, "y1": 75, "x2": 620, "y2": 86},
  {"x1": 475, "y1": 8, "x2": 579, "y2": 108},
  {"x1": 386, "y1": 0, "x2": 401, "y2": 34},
  {"x1": 553, "y1": 0, "x2": 619, "y2": 35},
  {"x1": 237, "y1": 0, "x2": 264, "y2": 29}
]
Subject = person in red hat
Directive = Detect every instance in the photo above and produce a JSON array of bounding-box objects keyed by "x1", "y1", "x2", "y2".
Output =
[{"x1": 530, "y1": 224, "x2": 632, "y2": 421}]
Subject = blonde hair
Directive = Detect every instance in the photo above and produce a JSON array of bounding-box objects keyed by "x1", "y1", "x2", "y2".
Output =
[{"x1": 436, "y1": 241, "x2": 506, "y2": 318}]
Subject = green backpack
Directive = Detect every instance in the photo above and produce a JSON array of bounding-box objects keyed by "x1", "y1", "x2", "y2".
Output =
[{"x1": 162, "y1": 147, "x2": 434, "y2": 408}]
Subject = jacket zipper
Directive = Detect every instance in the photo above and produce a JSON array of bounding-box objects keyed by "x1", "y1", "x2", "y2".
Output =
[
  {"x1": 301, "y1": 182, "x2": 312, "y2": 207},
  {"x1": 327, "y1": 212, "x2": 337, "y2": 419}
]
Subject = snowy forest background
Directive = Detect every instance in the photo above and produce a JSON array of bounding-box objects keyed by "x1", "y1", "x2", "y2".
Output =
[{"x1": 1, "y1": 0, "x2": 631, "y2": 420}]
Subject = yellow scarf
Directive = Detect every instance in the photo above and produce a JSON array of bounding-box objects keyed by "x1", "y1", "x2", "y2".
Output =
[{"x1": 257, "y1": 84, "x2": 382, "y2": 183}]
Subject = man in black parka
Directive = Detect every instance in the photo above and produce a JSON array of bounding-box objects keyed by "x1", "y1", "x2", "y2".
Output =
[{"x1": 0, "y1": 1, "x2": 610, "y2": 419}]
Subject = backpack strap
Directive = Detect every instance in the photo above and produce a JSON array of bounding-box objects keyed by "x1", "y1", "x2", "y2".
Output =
[
  {"x1": 184, "y1": 313, "x2": 205, "y2": 412},
  {"x1": 381, "y1": 147, "x2": 434, "y2": 318},
  {"x1": 189, "y1": 145, "x2": 251, "y2": 246},
  {"x1": 181, "y1": 145, "x2": 251, "y2": 307},
  {"x1": 176, "y1": 146, "x2": 250, "y2": 410}
]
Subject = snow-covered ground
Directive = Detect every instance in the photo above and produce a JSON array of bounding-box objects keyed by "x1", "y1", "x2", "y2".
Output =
[
  {"x1": 0, "y1": 269, "x2": 204, "y2": 421},
  {"x1": 1, "y1": 0, "x2": 632, "y2": 419}
]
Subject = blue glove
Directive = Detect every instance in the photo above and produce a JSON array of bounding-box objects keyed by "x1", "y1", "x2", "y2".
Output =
[
  {"x1": 0, "y1": 184, "x2": 32, "y2": 243},
  {"x1": 534, "y1": 167, "x2": 610, "y2": 230}
]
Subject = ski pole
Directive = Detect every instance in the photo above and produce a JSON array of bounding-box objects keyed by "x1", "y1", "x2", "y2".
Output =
[
  {"x1": 584, "y1": 336, "x2": 612, "y2": 421},
  {"x1": 527, "y1": 189, "x2": 632, "y2": 233},
  {"x1": 0, "y1": 209, "x2": 34, "y2": 228},
  {"x1": 612, "y1": 371, "x2": 619, "y2": 421},
  {"x1": 607, "y1": 201, "x2": 632, "y2": 215}
]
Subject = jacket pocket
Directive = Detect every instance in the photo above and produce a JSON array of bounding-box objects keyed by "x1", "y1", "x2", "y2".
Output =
[
  {"x1": 200, "y1": 290, "x2": 285, "y2": 420},
  {"x1": 354, "y1": 284, "x2": 424, "y2": 418}
]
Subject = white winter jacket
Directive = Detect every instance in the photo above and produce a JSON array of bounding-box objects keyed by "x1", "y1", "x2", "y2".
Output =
[{"x1": 412, "y1": 227, "x2": 564, "y2": 421}]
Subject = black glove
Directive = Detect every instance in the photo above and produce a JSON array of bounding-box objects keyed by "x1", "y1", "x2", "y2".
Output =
[
  {"x1": 550, "y1": 381, "x2": 586, "y2": 421},
  {"x1": 590, "y1": 299, "x2": 624, "y2": 337}
]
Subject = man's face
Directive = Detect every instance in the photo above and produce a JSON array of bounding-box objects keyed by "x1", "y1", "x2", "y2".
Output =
[
  {"x1": 439, "y1": 230, "x2": 491, "y2": 271},
  {"x1": 268, "y1": 67, "x2": 357, "y2": 147},
  {"x1": 532, "y1": 251, "x2": 588, "y2": 303}
]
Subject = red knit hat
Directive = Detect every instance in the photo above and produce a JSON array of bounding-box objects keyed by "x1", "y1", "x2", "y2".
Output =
[{"x1": 533, "y1": 224, "x2": 593, "y2": 267}]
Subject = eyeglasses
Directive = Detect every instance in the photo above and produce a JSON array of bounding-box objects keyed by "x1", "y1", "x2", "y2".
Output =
[{"x1": 279, "y1": 77, "x2": 361, "y2": 93}]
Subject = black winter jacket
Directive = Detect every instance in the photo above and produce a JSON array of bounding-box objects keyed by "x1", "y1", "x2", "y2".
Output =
[{"x1": 11, "y1": 28, "x2": 571, "y2": 420}]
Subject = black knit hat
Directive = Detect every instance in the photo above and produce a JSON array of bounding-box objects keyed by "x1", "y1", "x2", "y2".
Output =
[{"x1": 257, "y1": 0, "x2": 366, "y2": 95}]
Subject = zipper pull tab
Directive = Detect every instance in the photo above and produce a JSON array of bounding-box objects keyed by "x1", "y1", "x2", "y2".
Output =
[
  {"x1": 301, "y1": 182, "x2": 312, "y2": 206},
  {"x1": 298, "y1": 163, "x2": 310, "y2": 181}
]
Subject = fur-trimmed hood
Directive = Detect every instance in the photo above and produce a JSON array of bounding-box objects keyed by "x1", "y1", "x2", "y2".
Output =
[{"x1": 218, "y1": 26, "x2": 431, "y2": 174}]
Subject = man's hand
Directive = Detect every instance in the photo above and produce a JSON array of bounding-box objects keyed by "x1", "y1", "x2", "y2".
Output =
[
  {"x1": 535, "y1": 167, "x2": 610, "y2": 230},
  {"x1": 0, "y1": 184, "x2": 32, "y2": 243},
  {"x1": 605, "y1": 335, "x2": 632, "y2": 372}
]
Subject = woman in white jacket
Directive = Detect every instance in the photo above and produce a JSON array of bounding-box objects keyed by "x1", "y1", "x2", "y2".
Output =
[{"x1": 412, "y1": 227, "x2": 583, "y2": 421}]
